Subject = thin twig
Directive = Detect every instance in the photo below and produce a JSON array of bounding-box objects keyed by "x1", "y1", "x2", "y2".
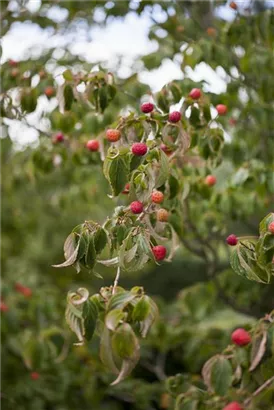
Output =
[
  {"x1": 244, "y1": 376, "x2": 274, "y2": 407},
  {"x1": 112, "y1": 266, "x2": 120, "y2": 295}
]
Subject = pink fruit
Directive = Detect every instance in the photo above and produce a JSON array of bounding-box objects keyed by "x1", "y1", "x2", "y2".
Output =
[
  {"x1": 151, "y1": 191, "x2": 164, "y2": 204},
  {"x1": 122, "y1": 183, "x2": 130, "y2": 194},
  {"x1": 0, "y1": 302, "x2": 9, "y2": 312},
  {"x1": 231, "y1": 328, "x2": 251, "y2": 346},
  {"x1": 152, "y1": 245, "x2": 167, "y2": 261},
  {"x1": 86, "y1": 139, "x2": 99, "y2": 152},
  {"x1": 216, "y1": 104, "x2": 228, "y2": 115},
  {"x1": 31, "y1": 372, "x2": 40, "y2": 380},
  {"x1": 141, "y1": 102, "x2": 154, "y2": 113},
  {"x1": 106, "y1": 129, "x2": 121, "y2": 142},
  {"x1": 222, "y1": 402, "x2": 243, "y2": 410},
  {"x1": 130, "y1": 201, "x2": 143, "y2": 214},
  {"x1": 169, "y1": 111, "x2": 181, "y2": 123},
  {"x1": 189, "y1": 88, "x2": 201, "y2": 100},
  {"x1": 15, "y1": 283, "x2": 32, "y2": 298},
  {"x1": 226, "y1": 234, "x2": 238, "y2": 246},
  {"x1": 205, "y1": 175, "x2": 217, "y2": 186},
  {"x1": 268, "y1": 221, "x2": 274, "y2": 234},
  {"x1": 131, "y1": 142, "x2": 148, "y2": 156}
]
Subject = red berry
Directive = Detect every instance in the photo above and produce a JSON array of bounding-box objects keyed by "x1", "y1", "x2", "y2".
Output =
[
  {"x1": 86, "y1": 139, "x2": 99, "y2": 152},
  {"x1": 130, "y1": 201, "x2": 143, "y2": 214},
  {"x1": 53, "y1": 132, "x2": 64, "y2": 143},
  {"x1": 205, "y1": 175, "x2": 216, "y2": 186},
  {"x1": 268, "y1": 221, "x2": 274, "y2": 234},
  {"x1": 152, "y1": 245, "x2": 167, "y2": 261},
  {"x1": 226, "y1": 234, "x2": 238, "y2": 246},
  {"x1": 216, "y1": 104, "x2": 228, "y2": 115},
  {"x1": 122, "y1": 183, "x2": 130, "y2": 194},
  {"x1": 223, "y1": 402, "x2": 243, "y2": 410},
  {"x1": 131, "y1": 142, "x2": 148, "y2": 156},
  {"x1": 15, "y1": 283, "x2": 32, "y2": 298},
  {"x1": 231, "y1": 328, "x2": 251, "y2": 346},
  {"x1": 8, "y1": 59, "x2": 18, "y2": 67},
  {"x1": 44, "y1": 86, "x2": 55, "y2": 97},
  {"x1": 31, "y1": 372, "x2": 40, "y2": 380},
  {"x1": 0, "y1": 301, "x2": 9, "y2": 312},
  {"x1": 229, "y1": 1, "x2": 238, "y2": 10},
  {"x1": 189, "y1": 88, "x2": 201, "y2": 100},
  {"x1": 157, "y1": 209, "x2": 169, "y2": 222},
  {"x1": 160, "y1": 143, "x2": 172, "y2": 156},
  {"x1": 229, "y1": 118, "x2": 237, "y2": 126},
  {"x1": 206, "y1": 27, "x2": 217, "y2": 37},
  {"x1": 141, "y1": 102, "x2": 154, "y2": 113},
  {"x1": 106, "y1": 129, "x2": 121, "y2": 142},
  {"x1": 151, "y1": 190, "x2": 164, "y2": 204},
  {"x1": 169, "y1": 111, "x2": 181, "y2": 123}
]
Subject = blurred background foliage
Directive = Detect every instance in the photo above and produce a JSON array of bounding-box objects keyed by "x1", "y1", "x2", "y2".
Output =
[{"x1": 1, "y1": 1, "x2": 274, "y2": 409}]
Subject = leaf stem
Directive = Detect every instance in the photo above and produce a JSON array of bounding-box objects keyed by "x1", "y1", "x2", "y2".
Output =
[{"x1": 112, "y1": 266, "x2": 121, "y2": 295}]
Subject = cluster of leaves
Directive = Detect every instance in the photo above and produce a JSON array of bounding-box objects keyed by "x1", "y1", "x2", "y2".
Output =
[
  {"x1": 230, "y1": 213, "x2": 274, "y2": 284},
  {"x1": 166, "y1": 311, "x2": 274, "y2": 410},
  {"x1": 64, "y1": 285, "x2": 158, "y2": 385}
]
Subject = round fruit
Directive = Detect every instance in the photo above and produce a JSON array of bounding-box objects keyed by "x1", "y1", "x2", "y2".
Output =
[
  {"x1": 44, "y1": 86, "x2": 55, "y2": 97},
  {"x1": 131, "y1": 142, "x2": 148, "y2": 156},
  {"x1": 189, "y1": 88, "x2": 201, "y2": 100},
  {"x1": 122, "y1": 183, "x2": 130, "y2": 194},
  {"x1": 229, "y1": 1, "x2": 238, "y2": 10},
  {"x1": 226, "y1": 234, "x2": 238, "y2": 246},
  {"x1": 205, "y1": 175, "x2": 217, "y2": 186},
  {"x1": 141, "y1": 102, "x2": 154, "y2": 113},
  {"x1": 157, "y1": 209, "x2": 169, "y2": 222},
  {"x1": 15, "y1": 283, "x2": 32, "y2": 297},
  {"x1": 169, "y1": 111, "x2": 181, "y2": 123},
  {"x1": 152, "y1": 245, "x2": 167, "y2": 261},
  {"x1": 31, "y1": 372, "x2": 40, "y2": 380},
  {"x1": 216, "y1": 104, "x2": 228, "y2": 115},
  {"x1": 0, "y1": 301, "x2": 9, "y2": 312},
  {"x1": 231, "y1": 328, "x2": 251, "y2": 346},
  {"x1": 86, "y1": 139, "x2": 99, "y2": 152},
  {"x1": 106, "y1": 129, "x2": 121, "y2": 142},
  {"x1": 206, "y1": 27, "x2": 217, "y2": 36},
  {"x1": 130, "y1": 201, "x2": 143, "y2": 214},
  {"x1": 268, "y1": 221, "x2": 274, "y2": 234},
  {"x1": 222, "y1": 402, "x2": 243, "y2": 410},
  {"x1": 160, "y1": 143, "x2": 172, "y2": 156},
  {"x1": 8, "y1": 59, "x2": 18, "y2": 67},
  {"x1": 151, "y1": 190, "x2": 164, "y2": 204},
  {"x1": 11, "y1": 68, "x2": 19, "y2": 78},
  {"x1": 53, "y1": 132, "x2": 64, "y2": 143}
]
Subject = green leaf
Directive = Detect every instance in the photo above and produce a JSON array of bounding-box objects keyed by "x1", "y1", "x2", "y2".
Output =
[
  {"x1": 63, "y1": 69, "x2": 73, "y2": 81},
  {"x1": 94, "y1": 227, "x2": 108, "y2": 254},
  {"x1": 259, "y1": 213, "x2": 274, "y2": 235},
  {"x1": 105, "y1": 308, "x2": 125, "y2": 332},
  {"x1": 169, "y1": 173, "x2": 180, "y2": 199},
  {"x1": 249, "y1": 330, "x2": 267, "y2": 371},
  {"x1": 84, "y1": 235, "x2": 96, "y2": 270},
  {"x1": 104, "y1": 155, "x2": 129, "y2": 196},
  {"x1": 82, "y1": 295, "x2": 100, "y2": 341},
  {"x1": 189, "y1": 106, "x2": 200, "y2": 126},
  {"x1": 64, "y1": 84, "x2": 74, "y2": 111},
  {"x1": 22, "y1": 339, "x2": 44, "y2": 370},
  {"x1": 100, "y1": 326, "x2": 119, "y2": 374},
  {"x1": 65, "y1": 302, "x2": 84, "y2": 343},
  {"x1": 107, "y1": 291, "x2": 137, "y2": 311},
  {"x1": 210, "y1": 356, "x2": 232, "y2": 396},
  {"x1": 111, "y1": 323, "x2": 138, "y2": 359},
  {"x1": 52, "y1": 239, "x2": 80, "y2": 268},
  {"x1": 203, "y1": 104, "x2": 211, "y2": 122},
  {"x1": 155, "y1": 149, "x2": 169, "y2": 188},
  {"x1": 99, "y1": 86, "x2": 108, "y2": 112},
  {"x1": 139, "y1": 297, "x2": 158, "y2": 337},
  {"x1": 132, "y1": 295, "x2": 151, "y2": 322}
]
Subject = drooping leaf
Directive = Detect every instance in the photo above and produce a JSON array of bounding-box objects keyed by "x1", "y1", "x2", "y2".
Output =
[
  {"x1": 249, "y1": 330, "x2": 267, "y2": 371},
  {"x1": 52, "y1": 239, "x2": 80, "y2": 268},
  {"x1": 82, "y1": 295, "x2": 100, "y2": 341},
  {"x1": 132, "y1": 295, "x2": 151, "y2": 322},
  {"x1": 100, "y1": 326, "x2": 119, "y2": 374},
  {"x1": 105, "y1": 308, "x2": 125, "y2": 332},
  {"x1": 111, "y1": 323, "x2": 138, "y2": 360},
  {"x1": 210, "y1": 356, "x2": 232, "y2": 396},
  {"x1": 107, "y1": 291, "x2": 137, "y2": 311},
  {"x1": 155, "y1": 149, "x2": 170, "y2": 188},
  {"x1": 94, "y1": 227, "x2": 108, "y2": 254}
]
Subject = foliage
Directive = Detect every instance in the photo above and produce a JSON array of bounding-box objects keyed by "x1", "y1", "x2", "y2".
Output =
[{"x1": 1, "y1": 1, "x2": 274, "y2": 409}]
